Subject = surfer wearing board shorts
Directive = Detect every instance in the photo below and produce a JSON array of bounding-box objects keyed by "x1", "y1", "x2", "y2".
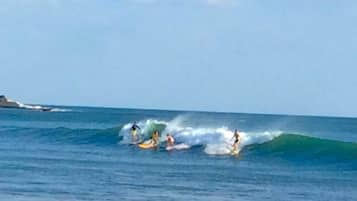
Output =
[
  {"x1": 232, "y1": 129, "x2": 241, "y2": 152},
  {"x1": 166, "y1": 133, "x2": 175, "y2": 147},
  {"x1": 130, "y1": 122, "x2": 141, "y2": 142}
]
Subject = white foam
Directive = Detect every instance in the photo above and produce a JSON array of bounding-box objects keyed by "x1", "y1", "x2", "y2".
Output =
[
  {"x1": 204, "y1": 131, "x2": 282, "y2": 155},
  {"x1": 50, "y1": 108, "x2": 71, "y2": 112},
  {"x1": 119, "y1": 119, "x2": 167, "y2": 144},
  {"x1": 119, "y1": 117, "x2": 282, "y2": 155}
]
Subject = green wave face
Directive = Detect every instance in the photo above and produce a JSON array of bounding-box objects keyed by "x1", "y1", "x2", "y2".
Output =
[
  {"x1": 142, "y1": 123, "x2": 167, "y2": 137},
  {"x1": 247, "y1": 134, "x2": 357, "y2": 161}
]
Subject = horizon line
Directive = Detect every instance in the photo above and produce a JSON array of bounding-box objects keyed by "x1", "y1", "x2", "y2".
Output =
[{"x1": 31, "y1": 102, "x2": 357, "y2": 120}]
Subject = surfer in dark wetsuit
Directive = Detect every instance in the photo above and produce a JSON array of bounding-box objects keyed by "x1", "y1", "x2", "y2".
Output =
[
  {"x1": 130, "y1": 122, "x2": 141, "y2": 142},
  {"x1": 232, "y1": 129, "x2": 240, "y2": 152}
]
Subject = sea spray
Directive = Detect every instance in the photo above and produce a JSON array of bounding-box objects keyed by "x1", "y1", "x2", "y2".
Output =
[{"x1": 119, "y1": 117, "x2": 282, "y2": 155}]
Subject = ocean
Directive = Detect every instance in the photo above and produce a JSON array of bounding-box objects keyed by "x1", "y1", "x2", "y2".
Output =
[{"x1": 0, "y1": 106, "x2": 356, "y2": 201}]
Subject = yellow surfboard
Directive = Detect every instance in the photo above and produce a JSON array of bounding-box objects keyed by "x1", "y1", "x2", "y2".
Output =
[
  {"x1": 138, "y1": 140, "x2": 156, "y2": 149},
  {"x1": 230, "y1": 149, "x2": 240, "y2": 156},
  {"x1": 138, "y1": 143, "x2": 155, "y2": 149}
]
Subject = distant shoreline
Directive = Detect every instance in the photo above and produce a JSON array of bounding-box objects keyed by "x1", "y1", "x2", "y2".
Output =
[{"x1": 6, "y1": 102, "x2": 355, "y2": 120}]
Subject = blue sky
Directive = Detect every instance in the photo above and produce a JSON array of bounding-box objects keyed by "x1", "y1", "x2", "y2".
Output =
[{"x1": 1, "y1": 0, "x2": 356, "y2": 117}]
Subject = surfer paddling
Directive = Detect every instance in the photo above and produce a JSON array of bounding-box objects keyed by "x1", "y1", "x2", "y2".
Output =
[{"x1": 130, "y1": 122, "x2": 141, "y2": 142}]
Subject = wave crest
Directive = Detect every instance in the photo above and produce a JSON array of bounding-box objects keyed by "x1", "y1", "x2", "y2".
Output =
[{"x1": 118, "y1": 117, "x2": 282, "y2": 155}]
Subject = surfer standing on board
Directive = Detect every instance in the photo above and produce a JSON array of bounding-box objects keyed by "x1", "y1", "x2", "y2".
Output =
[
  {"x1": 232, "y1": 129, "x2": 241, "y2": 152},
  {"x1": 166, "y1": 133, "x2": 175, "y2": 147},
  {"x1": 130, "y1": 122, "x2": 141, "y2": 142},
  {"x1": 152, "y1": 131, "x2": 160, "y2": 147}
]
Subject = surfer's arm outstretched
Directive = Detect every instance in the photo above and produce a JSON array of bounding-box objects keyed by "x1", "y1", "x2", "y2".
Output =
[{"x1": 134, "y1": 124, "x2": 141, "y2": 130}]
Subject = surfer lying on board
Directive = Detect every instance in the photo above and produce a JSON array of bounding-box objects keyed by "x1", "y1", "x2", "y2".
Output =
[
  {"x1": 166, "y1": 133, "x2": 175, "y2": 147},
  {"x1": 231, "y1": 129, "x2": 241, "y2": 152},
  {"x1": 131, "y1": 122, "x2": 141, "y2": 142}
]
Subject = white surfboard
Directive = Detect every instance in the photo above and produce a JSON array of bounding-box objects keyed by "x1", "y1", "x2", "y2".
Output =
[
  {"x1": 230, "y1": 148, "x2": 240, "y2": 156},
  {"x1": 166, "y1": 143, "x2": 190, "y2": 151}
]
